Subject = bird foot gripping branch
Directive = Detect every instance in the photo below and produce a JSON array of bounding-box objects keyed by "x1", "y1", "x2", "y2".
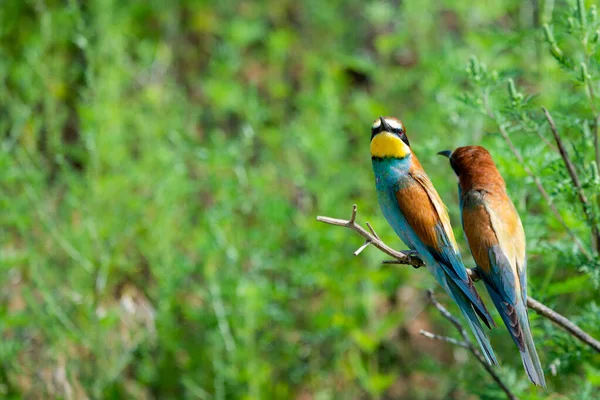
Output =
[
  {"x1": 316, "y1": 204, "x2": 424, "y2": 269},
  {"x1": 316, "y1": 204, "x2": 483, "y2": 276},
  {"x1": 316, "y1": 204, "x2": 600, "y2": 354},
  {"x1": 317, "y1": 204, "x2": 516, "y2": 399}
]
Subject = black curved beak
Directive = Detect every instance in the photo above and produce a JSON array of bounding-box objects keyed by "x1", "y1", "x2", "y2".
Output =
[
  {"x1": 437, "y1": 150, "x2": 452, "y2": 158},
  {"x1": 379, "y1": 116, "x2": 391, "y2": 132}
]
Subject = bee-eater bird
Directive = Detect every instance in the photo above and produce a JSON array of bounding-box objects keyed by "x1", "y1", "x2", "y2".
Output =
[
  {"x1": 370, "y1": 117, "x2": 497, "y2": 365},
  {"x1": 438, "y1": 145, "x2": 546, "y2": 387}
]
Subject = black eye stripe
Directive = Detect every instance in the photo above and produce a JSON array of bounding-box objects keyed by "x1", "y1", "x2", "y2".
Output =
[
  {"x1": 371, "y1": 126, "x2": 405, "y2": 135},
  {"x1": 398, "y1": 132, "x2": 410, "y2": 146}
]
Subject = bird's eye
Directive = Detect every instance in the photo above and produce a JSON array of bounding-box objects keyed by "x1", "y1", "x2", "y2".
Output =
[{"x1": 398, "y1": 131, "x2": 410, "y2": 146}]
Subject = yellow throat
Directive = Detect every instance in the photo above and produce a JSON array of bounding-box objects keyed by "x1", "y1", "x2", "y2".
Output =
[{"x1": 370, "y1": 132, "x2": 411, "y2": 158}]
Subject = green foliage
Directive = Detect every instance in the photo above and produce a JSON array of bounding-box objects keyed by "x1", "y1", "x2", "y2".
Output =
[{"x1": 0, "y1": 0, "x2": 599, "y2": 399}]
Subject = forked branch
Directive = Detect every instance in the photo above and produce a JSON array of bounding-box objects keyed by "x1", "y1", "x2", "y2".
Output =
[
  {"x1": 316, "y1": 205, "x2": 600, "y2": 353},
  {"x1": 317, "y1": 205, "x2": 424, "y2": 269}
]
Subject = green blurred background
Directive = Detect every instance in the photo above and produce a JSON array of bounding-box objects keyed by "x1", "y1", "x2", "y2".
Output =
[{"x1": 1, "y1": 0, "x2": 599, "y2": 398}]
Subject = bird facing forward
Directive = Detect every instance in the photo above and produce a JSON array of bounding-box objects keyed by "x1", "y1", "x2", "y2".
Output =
[
  {"x1": 370, "y1": 117, "x2": 497, "y2": 365},
  {"x1": 438, "y1": 145, "x2": 546, "y2": 387}
]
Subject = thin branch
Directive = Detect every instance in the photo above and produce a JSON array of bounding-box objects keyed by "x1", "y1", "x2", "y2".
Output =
[
  {"x1": 583, "y1": 69, "x2": 600, "y2": 174},
  {"x1": 482, "y1": 94, "x2": 591, "y2": 260},
  {"x1": 382, "y1": 255, "x2": 419, "y2": 265},
  {"x1": 534, "y1": 124, "x2": 558, "y2": 151},
  {"x1": 316, "y1": 205, "x2": 424, "y2": 268},
  {"x1": 426, "y1": 290, "x2": 517, "y2": 400},
  {"x1": 580, "y1": 59, "x2": 600, "y2": 253},
  {"x1": 353, "y1": 240, "x2": 371, "y2": 256},
  {"x1": 366, "y1": 221, "x2": 380, "y2": 240},
  {"x1": 427, "y1": 290, "x2": 470, "y2": 338},
  {"x1": 419, "y1": 329, "x2": 469, "y2": 348},
  {"x1": 316, "y1": 205, "x2": 600, "y2": 353},
  {"x1": 349, "y1": 204, "x2": 357, "y2": 224},
  {"x1": 542, "y1": 107, "x2": 600, "y2": 251},
  {"x1": 527, "y1": 297, "x2": 600, "y2": 353}
]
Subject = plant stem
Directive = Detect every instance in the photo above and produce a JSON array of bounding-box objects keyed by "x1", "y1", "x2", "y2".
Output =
[{"x1": 542, "y1": 107, "x2": 600, "y2": 252}]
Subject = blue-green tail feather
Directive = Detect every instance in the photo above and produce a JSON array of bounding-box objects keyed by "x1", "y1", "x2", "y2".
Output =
[
  {"x1": 448, "y1": 280, "x2": 498, "y2": 365},
  {"x1": 517, "y1": 303, "x2": 546, "y2": 387},
  {"x1": 484, "y1": 246, "x2": 546, "y2": 387},
  {"x1": 488, "y1": 287, "x2": 546, "y2": 387}
]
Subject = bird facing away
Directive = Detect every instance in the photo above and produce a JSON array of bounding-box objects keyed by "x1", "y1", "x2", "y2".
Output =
[
  {"x1": 370, "y1": 117, "x2": 497, "y2": 365},
  {"x1": 438, "y1": 145, "x2": 546, "y2": 387}
]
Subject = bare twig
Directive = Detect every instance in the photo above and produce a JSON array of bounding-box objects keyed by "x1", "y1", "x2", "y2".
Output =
[
  {"x1": 419, "y1": 329, "x2": 469, "y2": 348},
  {"x1": 482, "y1": 94, "x2": 591, "y2": 260},
  {"x1": 316, "y1": 205, "x2": 424, "y2": 268},
  {"x1": 353, "y1": 241, "x2": 371, "y2": 256},
  {"x1": 366, "y1": 221, "x2": 380, "y2": 240},
  {"x1": 580, "y1": 59, "x2": 600, "y2": 252},
  {"x1": 426, "y1": 290, "x2": 517, "y2": 400},
  {"x1": 583, "y1": 68, "x2": 600, "y2": 174},
  {"x1": 316, "y1": 205, "x2": 600, "y2": 353},
  {"x1": 542, "y1": 107, "x2": 600, "y2": 251},
  {"x1": 534, "y1": 124, "x2": 558, "y2": 151},
  {"x1": 527, "y1": 297, "x2": 600, "y2": 353},
  {"x1": 586, "y1": 82, "x2": 600, "y2": 253},
  {"x1": 427, "y1": 290, "x2": 470, "y2": 337},
  {"x1": 349, "y1": 204, "x2": 357, "y2": 224}
]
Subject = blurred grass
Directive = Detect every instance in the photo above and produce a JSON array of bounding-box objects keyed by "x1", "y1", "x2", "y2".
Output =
[{"x1": 0, "y1": 0, "x2": 599, "y2": 399}]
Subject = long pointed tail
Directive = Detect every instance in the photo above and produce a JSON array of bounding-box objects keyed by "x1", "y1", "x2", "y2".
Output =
[
  {"x1": 488, "y1": 287, "x2": 546, "y2": 387},
  {"x1": 463, "y1": 306, "x2": 498, "y2": 366},
  {"x1": 449, "y1": 281, "x2": 498, "y2": 365},
  {"x1": 517, "y1": 304, "x2": 546, "y2": 387}
]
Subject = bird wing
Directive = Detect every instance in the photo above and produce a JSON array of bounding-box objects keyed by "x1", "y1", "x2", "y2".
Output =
[
  {"x1": 395, "y1": 170, "x2": 494, "y2": 328},
  {"x1": 487, "y1": 195, "x2": 528, "y2": 307},
  {"x1": 487, "y1": 192, "x2": 525, "y2": 299},
  {"x1": 461, "y1": 191, "x2": 546, "y2": 386},
  {"x1": 461, "y1": 190, "x2": 526, "y2": 340}
]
